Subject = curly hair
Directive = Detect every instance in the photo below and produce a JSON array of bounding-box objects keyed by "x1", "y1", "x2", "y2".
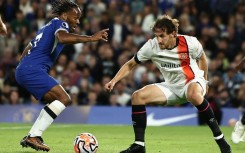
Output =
[
  {"x1": 51, "y1": 0, "x2": 79, "y2": 16},
  {"x1": 151, "y1": 15, "x2": 179, "y2": 34}
]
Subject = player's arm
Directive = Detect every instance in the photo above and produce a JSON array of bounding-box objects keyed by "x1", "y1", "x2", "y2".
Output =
[
  {"x1": 20, "y1": 43, "x2": 32, "y2": 61},
  {"x1": 197, "y1": 51, "x2": 208, "y2": 81},
  {"x1": 56, "y1": 28, "x2": 109, "y2": 44},
  {"x1": 105, "y1": 57, "x2": 138, "y2": 92},
  {"x1": 0, "y1": 15, "x2": 7, "y2": 35}
]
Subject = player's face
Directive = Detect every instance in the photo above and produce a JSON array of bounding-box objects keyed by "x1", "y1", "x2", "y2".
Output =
[
  {"x1": 66, "y1": 7, "x2": 82, "y2": 32},
  {"x1": 154, "y1": 28, "x2": 175, "y2": 50}
]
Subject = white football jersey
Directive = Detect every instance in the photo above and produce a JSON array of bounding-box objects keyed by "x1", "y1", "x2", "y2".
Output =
[{"x1": 135, "y1": 35, "x2": 204, "y2": 86}]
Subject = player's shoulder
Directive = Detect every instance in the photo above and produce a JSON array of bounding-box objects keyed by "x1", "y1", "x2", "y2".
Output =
[
  {"x1": 178, "y1": 34, "x2": 198, "y2": 42},
  {"x1": 51, "y1": 17, "x2": 69, "y2": 28},
  {"x1": 178, "y1": 34, "x2": 203, "y2": 54},
  {"x1": 144, "y1": 38, "x2": 158, "y2": 49},
  {"x1": 51, "y1": 17, "x2": 64, "y2": 23},
  {"x1": 178, "y1": 34, "x2": 200, "y2": 47}
]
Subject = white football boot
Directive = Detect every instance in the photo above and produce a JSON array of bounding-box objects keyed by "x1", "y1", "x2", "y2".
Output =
[
  {"x1": 240, "y1": 131, "x2": 245, "y2": 142},
  {"x1": 231, "y1": 121, "x2": 245, "y2": 144}
]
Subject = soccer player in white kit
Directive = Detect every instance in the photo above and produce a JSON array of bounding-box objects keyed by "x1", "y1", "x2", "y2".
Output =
[{"x1": 105, "y1": 15, "x2": 231, "y2": 153}]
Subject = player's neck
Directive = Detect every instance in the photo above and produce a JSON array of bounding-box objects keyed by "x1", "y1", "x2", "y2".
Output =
[
  {"x1": 167, "y1": 37, "x2": 178, "y2": 50},
  {"x1": 58, "y1": 14, "x2": 67, "y2": 21},
  {"x1": 59, "y1": 17, "x2": 65, "y2": 21}
]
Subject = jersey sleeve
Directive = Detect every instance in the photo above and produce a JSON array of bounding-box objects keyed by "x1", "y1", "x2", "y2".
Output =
[
  {"x1": 135, "y1": 39, "x2": 154, "y2": 63},
  {"x1": 29, "y1": 40, "x2": 34, "y2": 47},
  {"x1": 53, "y1": 19, "x2": 70, "y2": 36},
  {"x1": 191, "y1": 37, "x2": 203, "y2": 59}
]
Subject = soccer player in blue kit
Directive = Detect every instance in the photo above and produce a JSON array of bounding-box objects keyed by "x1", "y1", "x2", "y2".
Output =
[{"x1": 16, "y1": 0, "x2": 108, "y2": 151}]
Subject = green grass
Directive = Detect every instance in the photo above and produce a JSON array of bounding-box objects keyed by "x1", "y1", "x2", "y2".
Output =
[{"x1": 0, "y1": 123, "x2": 244, "y2": 153}]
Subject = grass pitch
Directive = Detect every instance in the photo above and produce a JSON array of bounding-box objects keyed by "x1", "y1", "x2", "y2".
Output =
[{"x1": 0, "y1": 123, "x2": 244, "y2": 153}]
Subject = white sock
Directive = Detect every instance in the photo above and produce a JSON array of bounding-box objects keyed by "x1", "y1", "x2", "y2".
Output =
[
  {"x1": 134, "y1": 141, "x2": 145, "y2": 146},
  {"x1": 29, "y1": 108, "x2": 47, "y2": 136},
  {"x1": 214, "y1": 134, "x2": 224, "y2": 140},
  {"x1": 29, "y1": 100, "x2": 66, "y2": 137}
]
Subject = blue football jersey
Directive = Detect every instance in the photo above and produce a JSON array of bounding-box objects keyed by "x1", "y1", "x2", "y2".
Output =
[{"x1": 18, "y1": 17, "x2": 70, "y2": 72}]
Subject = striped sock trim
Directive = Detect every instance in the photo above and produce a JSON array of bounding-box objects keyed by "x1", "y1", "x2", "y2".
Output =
[
  {"x1": 214, "y1": 134, "x2": 224, "y2": 140},
  {"x1": 132, "y1": 111, "x2": 146, "y2": 115},
  {"x1": 199, "y1": 103, "x2": 210, "y2": 112},
  {"x1": 48, "y1": 100, "x2": 66, "y2": 115},
  {"x1": 44, "y1": 106, "x2": 57, "y2": 119},
  {"x1": 134, "y1": 141, "x2": 145, "y2": 146}
]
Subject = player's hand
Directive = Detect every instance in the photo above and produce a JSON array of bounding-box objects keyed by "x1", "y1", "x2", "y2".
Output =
[
  {"x1": 92, "y1": 28, "x2": 109, "y2": 42},
  {"x1": 104, "y1": 81, "x2": 115, "y2": 92}
]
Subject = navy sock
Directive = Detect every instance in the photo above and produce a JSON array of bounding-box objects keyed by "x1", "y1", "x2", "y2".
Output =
[
  {"x1": 196, "y1": 99, "x2": 222, "y2": 138},
  {"x1": 132, "y1": 105, "x2": 146, "y2": 142}
]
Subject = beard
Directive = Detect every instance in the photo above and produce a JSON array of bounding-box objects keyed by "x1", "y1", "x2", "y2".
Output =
[{"x1": 159, "y1": 44, "x2": 166, "y2": 49}]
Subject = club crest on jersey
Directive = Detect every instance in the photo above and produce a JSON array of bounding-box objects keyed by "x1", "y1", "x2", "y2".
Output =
[{"x1": 180, "y1": 53, "x2": 188, "y2": 59}]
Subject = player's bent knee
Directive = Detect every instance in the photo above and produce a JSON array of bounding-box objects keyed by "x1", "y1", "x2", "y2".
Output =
[
  {"x1": 132, "y1": 91, "x2": 146, "y2": 105},
  {"x1": 59, "y1": 95, "x2": 72, "y2": 106},
  {"x1": 187, "y1": 92, "x2": 203, "y2": 104}
]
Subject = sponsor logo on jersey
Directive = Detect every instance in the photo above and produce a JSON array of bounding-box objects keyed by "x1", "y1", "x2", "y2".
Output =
[
  {"x1": 161, "y1": 63, "x2": 181, "y2": 68},
  {"x1": 160, "y1": 60, "x2": 189, "y2": 68}
]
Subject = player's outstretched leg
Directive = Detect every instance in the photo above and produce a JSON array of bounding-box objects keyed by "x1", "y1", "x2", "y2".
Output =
[
  {"x1": 120, "y1": 105, "x2": 146, "y2": 153},
  {"x1": 120, "y1": 143, "x2": 145, "y2": 153},
  {"x1": 196, "y1": 99, "x2": 231, "y2": 153},
  {"x1": 20, "y1": 135, "x2": 50, "y2": 152},
  {"x1": 20, "y1": 100, "x2": 66, "y2": 151},
  {"x1": 231, "y1": 121, "x2": 245, "y2": 144}
]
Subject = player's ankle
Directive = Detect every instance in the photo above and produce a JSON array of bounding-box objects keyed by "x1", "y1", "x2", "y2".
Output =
[{"x1": 134, "y1": 141, "x2": 145, "y2": 146}]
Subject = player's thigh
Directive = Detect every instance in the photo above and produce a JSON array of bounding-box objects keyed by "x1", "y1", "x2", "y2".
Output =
[
  {"x1": 15, "y1": 67, "x2": 61, "y2": 102},
  {"x1": 154, "y1": 82, "x2": 187, "y2": 105},
  {"x1": 132, "y1": 84, "x2": 167, "y2": 105},
  {"x1": 185, "y1": 78, "x2": 207, "y2": 105},
  {"x1": 43, "y1": 85, "x2": 70, "y2": 105}
]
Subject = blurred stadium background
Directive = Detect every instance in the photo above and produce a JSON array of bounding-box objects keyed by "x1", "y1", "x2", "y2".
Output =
[{"x1": 0, "y1": 0, "x2": 245, "y2": 126}]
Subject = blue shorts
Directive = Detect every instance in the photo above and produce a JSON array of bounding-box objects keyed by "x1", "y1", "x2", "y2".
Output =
[{"x1": 15, "y1": 66, "x2": 59, "y2": 100}]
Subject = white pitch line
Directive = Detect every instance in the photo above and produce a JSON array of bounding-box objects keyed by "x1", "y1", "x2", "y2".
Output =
[
  {"x1": 0, "y1": 124, "x2": 126, "y2": 130},
  {"x1": 0, "y1": 125, "x2": 76, "y2": 130}
]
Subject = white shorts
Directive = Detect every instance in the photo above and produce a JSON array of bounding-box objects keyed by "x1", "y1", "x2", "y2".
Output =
[{"x1": 154, "y1": 77, "x2": 208, "y2": 105}]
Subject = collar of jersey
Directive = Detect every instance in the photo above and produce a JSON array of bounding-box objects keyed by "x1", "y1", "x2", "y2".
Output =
[{"x1": 166, "y1": 37, "x2": 179, "y2": 50}]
